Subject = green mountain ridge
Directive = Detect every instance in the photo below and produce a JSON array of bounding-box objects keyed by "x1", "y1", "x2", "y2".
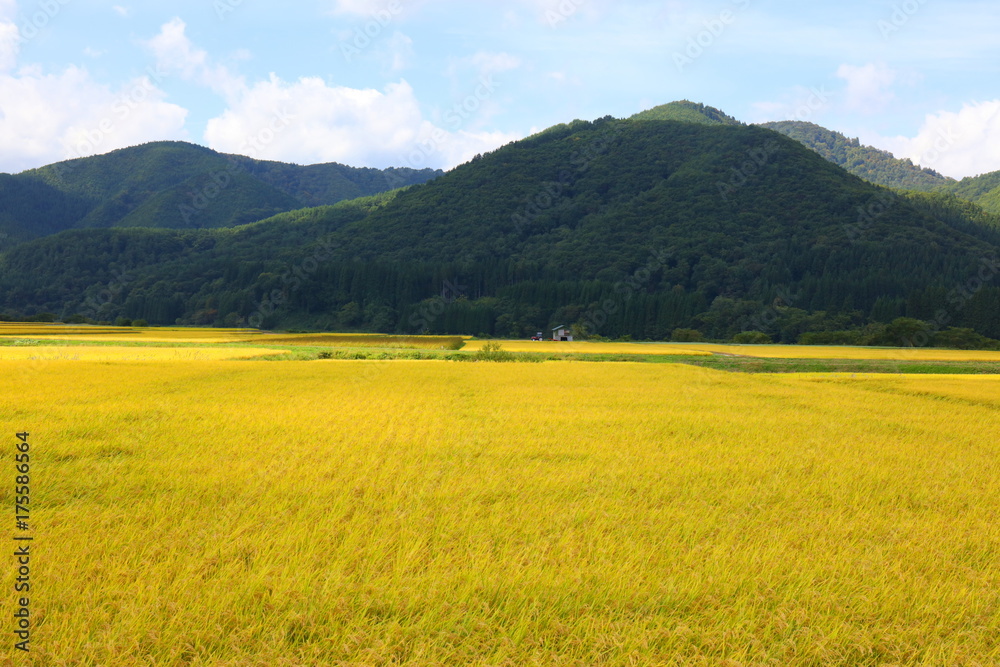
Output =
[
  {"x1": 758, "y1": 121, "x2": 954, "y2": 191},
  {"x1": 630, "y1": 100, "x2": 743, "y2": 126},
  {"x1": 2, "y1": 114, "x2": 999, "y2": 343},
  {"x1": 939, "y1": 170, "x2": 1000, "y2": 216},
  {"x1": 0, "y1": 141, "x2": 442, "y2": 249},
  {"x1": 625, "y1": 108, "x2": 1000, "y2": 212},
  {"x1": 759, "y1": 120, "x2": 1000, "y2": 215}
]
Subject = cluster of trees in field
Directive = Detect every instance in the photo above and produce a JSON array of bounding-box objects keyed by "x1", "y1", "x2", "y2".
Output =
[{"x1": 2, "y1": 112, "x2": 1000, "y2": 348}]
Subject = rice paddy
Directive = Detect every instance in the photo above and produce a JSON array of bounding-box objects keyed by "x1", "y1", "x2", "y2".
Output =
[{"x1": 2, "y1": 325, "x2": 999, "y2": 664}]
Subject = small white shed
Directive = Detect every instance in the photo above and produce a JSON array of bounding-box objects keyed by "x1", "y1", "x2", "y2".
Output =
[{"x1": 552, "y1": 325, "x2": 573, "y2": 342}]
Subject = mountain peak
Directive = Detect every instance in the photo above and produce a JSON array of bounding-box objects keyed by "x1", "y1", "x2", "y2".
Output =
[{"x1": 629, "y1": 101, "x2": 743, "y2": 126}]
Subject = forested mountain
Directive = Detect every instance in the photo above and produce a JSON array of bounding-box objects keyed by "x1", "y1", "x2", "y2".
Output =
[
  {"x1": 630, "y1": 101, "x2": 743, "y2": 126},
  {"x1": 0, "y1": 142, "x2": 441, "y2": 250},
  {"x1": 2, "y1": 115, "x2": 999, "y2": 344},
  {"x1": 939, "y1": 171, "x2": 1000, "y2": 215},
  {"x1": 759, "y1": 121, "x2": 954, "y2": 191}
]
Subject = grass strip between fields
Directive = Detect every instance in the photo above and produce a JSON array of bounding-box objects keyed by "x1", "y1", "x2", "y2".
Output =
[
  {"x1": 4, "y1": 328, "x2": 1000, "y2": 373},
  {"x1": 4, "y1": 338, "x2": 1000, "y2": 373}
]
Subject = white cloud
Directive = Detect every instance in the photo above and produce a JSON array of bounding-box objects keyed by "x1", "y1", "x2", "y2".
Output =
[
  {"x1": 328, "y1": 0, "x2": 420, "y2": 20},
  {"x1": 0, "y1": 0, "x2": 19, "y2": 73},
  {"x1": 329, "y1": 0, "x2": 605, "y2": 24},
  {"x1": 749, "y1": 85, "x2": 834, "y2": 126},
  {"x1": 383, "y1": 31, "x2": 413, "y2": 72},
  {"x1": 0, "y1": 20, "x2": 18, "y2": 72},
  {"x1": 203, "y1": 75, "x2": 519, "y2": 170},
  {"x1": 0, "y1": 4, "x2": 190, "y2": 172},
  {"x1": 471, "y1": 51, "x2": 522, "y2": 76},
  {"x1": 519, "y1": 0, "x2": 588, "y2": 25},
  {"x1": 881, "y1": 101, "x2": 1000, "y2": 179},
  {"x1": 143, "y1": 18, "x2": 244, "y2": 100},
  {"x1": 329, "y1": 0, "x2": 379, "y2": 15},
  {"x1": 835, "y1": 63, "x2": 896, "y2": 114},
  {"x1": 0, "y1": 66, "x2": 188, "y2": 173},
  {"x1": 113, "y1": 5, "x2": 129, "y2": 17}
]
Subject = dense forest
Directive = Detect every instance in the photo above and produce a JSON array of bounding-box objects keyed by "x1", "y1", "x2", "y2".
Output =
[
  {"x1": 2, "y1": 111, "x2": 999, "y2": 346},
  {"x1": 940, "y1": 170, "x2": 1000, "y2": 216},
  {"x1": 0, "y1": 141, "x2": 441, "y2": 251},
  {"x1": 759, "y1": 121, "x2": 954, "y2": 192},
  {"x1": 760, "y1": 120, "x2": 1000, "y2": 224},
  {"x1": 630, "y1": 100, "x2": 743, "y2": 126}
]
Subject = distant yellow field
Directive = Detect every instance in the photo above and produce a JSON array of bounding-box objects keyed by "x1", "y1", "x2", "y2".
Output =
[
  {"x1": 456, "y1": 339, "x2": 1000, "y2": 361},
  {"x1": 4, "y1": 323, "x2": 1000, "y2": 360},
  {"x1": 0, "y1": 324, "x2": 465, "y2": 348},
  {"x1": 0, "y1": 323, "x2": 260, "y2": 344},
  {"x1": 680, "y1": 342, "x2": 1000, "y2": 361},
  {"x1": 252, "y1": 333, "x2": 466, "y2": 349},
  {"x1": 3, "y1": 360, "x2": 999, "y2": 664},
  {"x1": 0, "y1": 346, "x2": 281, "y2": 361},
  {"x1": 462, "y1": 339, "x2": 712, "y2": 355},
  {"x1": 0, "y1": 323, "x2": 139, "y2": 335}
]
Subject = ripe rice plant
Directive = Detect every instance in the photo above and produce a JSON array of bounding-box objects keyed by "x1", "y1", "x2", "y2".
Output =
[{"x1": 2, "y1": 360, "x2": 999, "y2": 664}]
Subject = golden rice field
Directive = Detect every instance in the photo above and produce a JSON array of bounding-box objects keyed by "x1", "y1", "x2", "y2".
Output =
[
  {"x1": 0, "y1": 323, "x2": 259, "y2": 344},
  {"x1": 2, "y1": 356, "x2": 999, "y2": 665},
  {"x1": 458, "y1": 338, "x2": 1000, "y2": 362},
  {"x1": 0, "y1": 346, "x2": 282, "y2": 362},
  {"x1": 251, "y1": 334, "x2": 466, "y2": 349},
  {"x1": 680, "y1": 343, "x2": 1000, "y2": 362},
  {"x1": 5, "y1": 323, "x2": 1000, "y2": 361},
  {"x1": 460, "y1": 340, "x2": 711, "y2": 356},
  {"x1": 0, "y1": 324, "x2": 465, "y2": 349}
]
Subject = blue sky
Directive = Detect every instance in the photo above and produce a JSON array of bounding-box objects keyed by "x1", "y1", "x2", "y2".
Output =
[{"x1": 1, "y1": 0, "x2": 999, "y2": 179}]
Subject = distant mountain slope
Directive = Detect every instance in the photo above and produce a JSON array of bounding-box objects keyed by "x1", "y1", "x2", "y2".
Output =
[
  {"x1": 1, "y1": 141, "x2": 441, "y2": 249},
  {"x1": 938, "y1": 171, "x2": 1000, "y2": 215},
  {"x1": 3, "y1": 116, "x2": 999, "y2": 341},
  {"x1": 759, "y1": 121, "x2": 954, "y2": 191},
  {"x1": 630, "y1": 101, "x2": 743, "y2": 126},
  {"x1": 0, "y1": 174, "x2": 90, "y2": 247},
  {"x1": 223, "y1": 155, "x2": 439, "y2": 209}
]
